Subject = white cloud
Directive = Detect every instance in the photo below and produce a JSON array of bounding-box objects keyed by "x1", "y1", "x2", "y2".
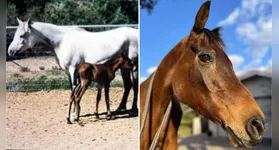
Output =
[
  {"x1": 236, "y1": 15, "x2": 271, "y2": 68},
  {"x1": 218, "y1": 8, "x2": 240, "y2": 26},
  {"x1": 218, "y1": 0, "x2": 272, "y2": 27},
  {"x1": 140, "y1": 76, "x2": 147, "y2": 83},
  {"x1": 147, "y1": 66, "x2": 157, "y2": 74},
  {"x1": 237, "y1": 58, "x2": 272, "y2": 75},
  {"x1": 229, "y1": 55, "x2": 244, "y2": 69},
  {"x1": 218, "y1": 0, "x2": 272, "y2": 69}
]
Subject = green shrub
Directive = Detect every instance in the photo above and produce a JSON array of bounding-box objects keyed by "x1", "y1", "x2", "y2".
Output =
[{"x1": 6, "y1": 75, "x2": 124, "y2": 92}]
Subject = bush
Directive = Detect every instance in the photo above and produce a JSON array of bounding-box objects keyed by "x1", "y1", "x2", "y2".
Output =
[{"x1": 6, "y1": 75, "x2": 123, "y2": 92}]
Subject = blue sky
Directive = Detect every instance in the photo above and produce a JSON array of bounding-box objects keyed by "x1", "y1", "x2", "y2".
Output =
[{"x1": 140, "y1": 0, "x2": 272, "y2": 83}]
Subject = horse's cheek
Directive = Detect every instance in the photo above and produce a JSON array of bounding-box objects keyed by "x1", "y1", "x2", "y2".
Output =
[{"x1": 172, "y1": 67, "x2": 189, "y2": 102}]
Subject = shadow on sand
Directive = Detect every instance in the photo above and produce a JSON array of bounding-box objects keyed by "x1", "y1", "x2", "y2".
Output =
[{"x1": 79, "y1": 108, "x2": 138, "y2": 121}]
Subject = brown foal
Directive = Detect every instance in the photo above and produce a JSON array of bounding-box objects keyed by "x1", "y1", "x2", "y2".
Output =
[
  {"x1": 67, "y1": 54, "x2": 133, "y2": 124},
  {"x1": 140, "y1": 1, "x2": 267, "y2": 149}
]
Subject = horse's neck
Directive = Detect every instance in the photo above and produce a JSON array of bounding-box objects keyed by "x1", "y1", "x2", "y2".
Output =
[
  {"x1": 31, "y1": 22, "x2": 72, "y2": 48},
  {"x1": 112, "y1": 59, "x2": 123, "y2": 73},
  {"x1": 146, "y1": 37, "x2": 187, "y2": 125},
  {"x1": 153, "y1": 43, "x2": 185, "y2": 101},
  {"x1": 141, "y1": 38, "x2": 186, "y2": 147}
]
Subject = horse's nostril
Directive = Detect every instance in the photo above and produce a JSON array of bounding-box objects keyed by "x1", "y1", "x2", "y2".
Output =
[
  {"x1": 246, "y1": 116, "x2": 266, "y2": 140},
  {"x1": 9, "y1": 50, "x2": 14, "y2": 56}
]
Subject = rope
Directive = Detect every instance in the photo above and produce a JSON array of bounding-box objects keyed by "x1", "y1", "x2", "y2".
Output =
[
  {"x1": 11, "y1": 60, "x2": 26, "y2": 69},
  {"x1": 140, "y1": 71, "x2": 157, "y2": 139},
  {"x1": 140, "y1": 70, "x2": 173, "y2": 150},
  {"x1": 149, "y1": 101, "x2": 172, "y2": 150}
]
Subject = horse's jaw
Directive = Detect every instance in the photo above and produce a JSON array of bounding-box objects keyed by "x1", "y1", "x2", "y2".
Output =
[{"x1": 225, "y1": 126, "x2": 264, "y2": 148}]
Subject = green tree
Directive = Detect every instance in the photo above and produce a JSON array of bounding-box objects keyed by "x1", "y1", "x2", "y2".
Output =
[
  {"x1": 7, "y1": 0, "x2": 138, "y2": 59},
  {"x1": 7, "y1": 0, "x2": 138, "y2": 26},
  {"x1": 140, "y1": 0, "x2": 157, "y2": 14}
]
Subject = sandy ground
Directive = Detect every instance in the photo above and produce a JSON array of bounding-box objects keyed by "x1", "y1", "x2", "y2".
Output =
[
  {"x1": 6, "y1": 57, "x2": 59, "y2": 80},
  {"x1": 6, "y1": 88, "x2": 138, "y2": 150}
]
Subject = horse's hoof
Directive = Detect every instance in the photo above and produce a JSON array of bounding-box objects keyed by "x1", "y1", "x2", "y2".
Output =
[
  {"x1": 128, "y1": 111, "x2": 138, "y2": 117},
  {"x1": 106, "y1": 115, "x2": 114, "y2": 120},
  {"x1": 115, "y1": 107, "x2": 126, "y2": 112},
  {"x1": 77, "y1": 121, "x2": 84, "y2": 127},
  {"x1": 67, "y1": 118, "x2": 73, "y2": 124},
  {"x1": 131, "y1": 107, "x2": 138, "y2": 113},
  {"x1": 95, "y1": 115, "x2": 100, "y2": 119}
]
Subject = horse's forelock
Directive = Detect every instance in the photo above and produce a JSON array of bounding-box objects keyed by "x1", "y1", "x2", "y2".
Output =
[{"x1": 203, "y1": 27, "x2": 225, "y2": 49}]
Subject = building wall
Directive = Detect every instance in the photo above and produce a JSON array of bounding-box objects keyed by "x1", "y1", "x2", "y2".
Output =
[{"x1": 242, "y1": 76, "x2": 271, "y2": 98}]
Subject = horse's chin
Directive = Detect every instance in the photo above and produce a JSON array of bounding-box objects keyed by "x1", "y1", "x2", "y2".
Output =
[
  {"x1": 11, "y1": 48, "x2": 26, "y2": 56},
  {"x1": 225, "y1": 126, "x2": 261, "y2": 148}
]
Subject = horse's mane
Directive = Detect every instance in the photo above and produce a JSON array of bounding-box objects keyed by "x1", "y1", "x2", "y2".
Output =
[
  {"x1": 203, "y1": 27, "x2": 225, "y2": 48},
  {"x1": 72, "y1": 26, "x2": 87, "y2": 31}
]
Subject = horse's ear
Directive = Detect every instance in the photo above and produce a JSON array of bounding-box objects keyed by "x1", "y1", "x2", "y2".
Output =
[
  {"x1": 26, "y1": 18, "x2": 33, "y2": 26},
  {"x1": 193, "y1": 1, "x2": 211, "y2": 33},
  {"x1": 24, "y1": 18, "x2": 32, "y2": 31},
  {"x1": 17, "y1": 17, "x2": 23, "y2": 25},
  {"x1": 26, "y1": 18, "x2": 30, "y2": 24}
]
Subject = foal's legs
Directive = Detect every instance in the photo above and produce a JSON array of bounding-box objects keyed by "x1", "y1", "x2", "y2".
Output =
[
  {"x1": 94, "y1": 87, "x2": 102, "y2": 119},
  {"x1": 73, "y1": 81, "x2": 90, "y2": 122},
  {"x1": 67, "y1": 84, "x2": 80, "y2": 124},
  {"x1": 67, "y1": 84, "x2": 81, "y2": 124},
  {"x1": 104, "y1": 83, "x2": 113, "y2": 119},
  {"x1": 116, "y1": 68, "x2": 133, "y2": 111}
]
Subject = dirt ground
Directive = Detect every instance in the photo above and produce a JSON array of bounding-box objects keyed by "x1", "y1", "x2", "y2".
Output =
[
  {"x1": 6, "y1": 88, "x2": 138, "y2": 150},
  {"x1": 6, "y1": 57, "x2": 59, "y2": 80}
]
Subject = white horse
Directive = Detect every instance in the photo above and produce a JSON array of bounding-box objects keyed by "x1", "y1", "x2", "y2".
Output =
[{"x1": 8, "y1": 18, "x2": 138, "y2": 120}]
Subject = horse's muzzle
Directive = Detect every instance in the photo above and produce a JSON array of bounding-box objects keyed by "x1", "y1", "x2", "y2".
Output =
[
  {"x1": 246, "y1": 115, "x2": 267, "y2": 144},
  {"x1": 8, "y1": 49, "x2": 18, "y2": 56}
]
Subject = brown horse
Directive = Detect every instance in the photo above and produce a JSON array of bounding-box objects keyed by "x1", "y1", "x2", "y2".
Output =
[
  {"x1": 140, "y1": 1, "x2": 267, "y2": 149},
  {"x1": 67, "y1": 54, "x2": 133, "y2": 124}
]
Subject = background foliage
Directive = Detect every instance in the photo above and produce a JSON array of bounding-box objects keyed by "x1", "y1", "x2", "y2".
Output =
[
  {"x1": 7, "y1": 0, "x2": 138, "y2": 25},
  {"x1": 7, "y1": 0, "x2": 138, "y2": 60}
]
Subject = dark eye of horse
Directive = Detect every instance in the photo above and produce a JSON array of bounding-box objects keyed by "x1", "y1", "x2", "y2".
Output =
[
  {"x1": 20, "y1": 35, "x2": 24, "y2": 38},
  {"x1": 198, "y1": 53, "x2": 212, "y2": 63}
]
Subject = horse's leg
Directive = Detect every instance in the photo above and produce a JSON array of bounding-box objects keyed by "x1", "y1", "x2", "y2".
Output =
[
  {"x1": 116, "y1": 68, "x2": 133, "y2": 111},
  {"x1": 66, "y1": 71, "x2": 73, "y2": 91},
  {"x1": 104, "y1": 83, "x2": 113, "y2": 120},
  {"x1": 68, "y1": 66, "x2": 78, "y2": 91},
  {"x1": 131, "y1": 69, "x2": 138, "y2": 112},
  {"x1": 69, "y1": 84, "x2": 81, "y2": 123},
  {"x1": 94, "y1": 86, "x2": 102, "y2": 119},
  {"x1": 162, "y1": 101, "x2": 182, "y2": 150},
  {"x1": 74, "y1": 81, "x2": 89, "y2": 122},
  {"x1": 67, "y1": 85, "x2": 79, "y2": 124}
]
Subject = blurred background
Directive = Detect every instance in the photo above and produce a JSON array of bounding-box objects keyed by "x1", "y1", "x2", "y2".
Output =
[{"x1": 140, "y1": 0, "x2": 271, "y2": 149}]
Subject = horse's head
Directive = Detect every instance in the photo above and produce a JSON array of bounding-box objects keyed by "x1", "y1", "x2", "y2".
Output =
[
  {"x1": 8, "y1": 18, "x2": 36, "y2": 56},
  {"x1": 171, "y1": 1, "x2": 266, "y2": 148},
  {"x1": 119, "y1": 54, "x2": 134, "y2": 70}
]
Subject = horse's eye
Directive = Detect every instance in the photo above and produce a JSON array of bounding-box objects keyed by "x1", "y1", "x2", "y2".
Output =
[
  {"x1": 20, "y1": 35, "x2": 24, "y2": 38},
  {"x1": 198, "y1": 53, "x2": 212, "y2": 63}
]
